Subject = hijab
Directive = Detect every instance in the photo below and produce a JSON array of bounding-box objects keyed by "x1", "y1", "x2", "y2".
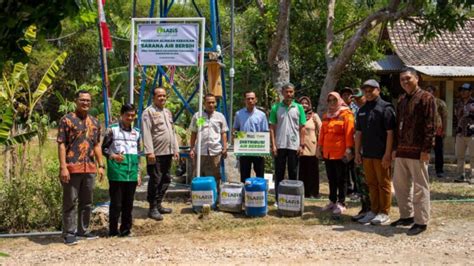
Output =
[
  {"x1": 326, "y1": 91, "x2": 349, "y2": 118},
  {"x1": 298, "y1": 96, "x2": 313, "y2": 121}
]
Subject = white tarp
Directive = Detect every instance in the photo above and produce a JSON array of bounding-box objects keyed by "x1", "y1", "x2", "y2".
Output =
[{"x1": 137, "y1": 24, "x2": 198, "y2": 66}]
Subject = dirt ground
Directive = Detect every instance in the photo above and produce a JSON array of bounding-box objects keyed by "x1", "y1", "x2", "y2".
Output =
[
  {"x1": 0, "y1": 201, "x2": 473, "y2": 264},
  {"x1": 1, "y1": 163, "x2": 473, "y2": 264}
]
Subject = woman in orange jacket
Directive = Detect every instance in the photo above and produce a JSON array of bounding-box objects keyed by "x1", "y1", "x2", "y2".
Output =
[{"x1": 317, "y1": 92, "x2": 355, "y2": 215}]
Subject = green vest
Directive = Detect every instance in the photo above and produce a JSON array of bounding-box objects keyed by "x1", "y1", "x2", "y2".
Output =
[{"x1": 107, "y1": 124, "x2": 140, "y2": 182}]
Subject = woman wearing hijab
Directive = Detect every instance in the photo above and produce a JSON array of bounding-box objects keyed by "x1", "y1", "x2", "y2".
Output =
[
  {"x1": 298, "y1": 96, "x2": 322, "y2": 198},
  {"x1": 317, "y1": 92, "x2": 355, "y2": 215}
]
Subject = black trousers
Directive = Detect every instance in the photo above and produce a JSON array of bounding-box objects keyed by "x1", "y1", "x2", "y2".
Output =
[
  {"x1": 109, "y1": 181, "x2": 137, "y2": 235},
  {"x1": 435, "y1": 135, "x2": 444, "y2": 174},
  {"x1": 275, "y1": 149, "x2": 298, "y2": 199},
  {"x1": 239, "y1": 156, "x2": 265, "y2": 182},
  {"x1": 147, "y1": 155, "x2": 172, "y2": 208},
  {"x1": 62, "y1": 173, "x2": 95, "y2": 237},
  {"x1": 299, "y1": 156, "x2": 320, "y2": 197},
  {"x1": 325, "y1": 159, "x2": 348, "y2": 204},
  {"x1": 346, "y1": 160, "x2": 358, "y2": 193}
]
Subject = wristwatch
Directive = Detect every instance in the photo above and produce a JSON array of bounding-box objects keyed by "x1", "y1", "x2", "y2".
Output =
[{"x1": 99, "y1": 165, "x2": 105, "y2": 169}]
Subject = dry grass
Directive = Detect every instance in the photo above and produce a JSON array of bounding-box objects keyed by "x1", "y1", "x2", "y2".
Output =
[{"x1": 88, "y1": 199, "x2": 474, "y2": 238}]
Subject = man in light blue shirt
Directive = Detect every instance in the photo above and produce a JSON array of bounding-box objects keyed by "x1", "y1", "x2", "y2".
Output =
[{"x1": 233, "y1": 91, "x2": 269, "y2": 182}]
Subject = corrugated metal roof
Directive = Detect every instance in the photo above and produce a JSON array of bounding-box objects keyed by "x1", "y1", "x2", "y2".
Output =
[
  {"x1": 410, "y1": 66, "x2": 474, "y2": 77},
  {"x1": 371, "y1": 55, "x2": 405, "y2": 71}
]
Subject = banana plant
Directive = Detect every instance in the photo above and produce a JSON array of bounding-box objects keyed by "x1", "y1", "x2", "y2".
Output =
[
  {"x1": 0, "y1": 107, "x2": 37, "y2": 146},
  {"x1": 0, "y1": 25, "x2": 68, "y2": 146}
]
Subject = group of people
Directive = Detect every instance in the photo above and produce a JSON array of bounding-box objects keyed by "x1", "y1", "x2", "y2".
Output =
[
  {"x1": 57, "y1": 87, "x2": 180, "y2": 245},
  {"x1": 308, "y1": 68, "x2": 436, "y2": 235},
  {"x1": 56, "y1": 67, "x2": 471, "y2": 245},
  {"x1": 268, "y1": 68, "x2": 435, "y2": 236}
]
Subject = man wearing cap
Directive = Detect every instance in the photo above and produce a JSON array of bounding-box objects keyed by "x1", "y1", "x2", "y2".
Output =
[
  {"x1": 351, "y1": 88, "x2": 366, "y2": 109},
  {"x1": 350, "y1": 88, "x2": 371, "y2": 221},
  {"x1": 454, "y1": 83, "x2": 474, "y2": 183},
  {"x1": 354, "y1": 79, "x2": 396, "y2": 225},
  {"x1": 340, "y1": 87, "x2": 358, "y2": 196}
]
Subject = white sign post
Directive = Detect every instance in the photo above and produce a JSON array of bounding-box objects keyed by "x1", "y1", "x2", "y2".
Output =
[
  {"x1": 130, "y1": 17, "x2": 206, "y2": 176},
  {"x1": 137, "y1": 24, "x2": 199, "y2": 66}
]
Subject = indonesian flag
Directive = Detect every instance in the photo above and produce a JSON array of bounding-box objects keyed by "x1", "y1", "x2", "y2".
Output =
[
  {"x1": 168, "y1": 66, "x2": 176, "y2": 85},
  {"x1": 98, "y1": 0, "x2": 113, "y2": 51}
]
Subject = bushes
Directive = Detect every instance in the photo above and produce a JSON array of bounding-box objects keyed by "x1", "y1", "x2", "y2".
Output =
[{"x1": 0, "y1": 160, "x2": 62, "y2": 233}]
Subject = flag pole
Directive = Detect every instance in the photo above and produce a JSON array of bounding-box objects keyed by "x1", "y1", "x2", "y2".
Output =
[{"x1": 97, "y1": 0, "x2": 111, "y2": 126}]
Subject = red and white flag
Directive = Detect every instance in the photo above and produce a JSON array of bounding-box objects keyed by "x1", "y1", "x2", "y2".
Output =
[
  {"x1": 98, "y1": 0, "x2": 113, "y2": 51},
  {"x1": 168, "y1": 66, "x2": 176, "y2": 85}
]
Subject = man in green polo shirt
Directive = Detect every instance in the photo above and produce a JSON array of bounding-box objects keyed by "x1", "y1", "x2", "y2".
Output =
[{"x1": 269, "y1": 83, "x2": 306, "y2": 203}]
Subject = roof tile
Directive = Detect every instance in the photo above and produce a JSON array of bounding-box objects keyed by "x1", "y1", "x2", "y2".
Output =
[{"x1": 388, "y1": 19, "x2": 474, "y2": 67}]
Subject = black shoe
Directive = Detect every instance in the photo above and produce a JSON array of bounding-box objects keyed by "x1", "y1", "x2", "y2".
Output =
[
  {"x1": 148, "y1": 208, "x2": 164, "y2": 221},
  {"x1": 76, "y1": 232, "x2": 99, "y2": 240},
  {"x1": 119, "y1": 230, "x2": 132, "y2": 237},
  {"x1": 390, "y1": 217, "x2": 414, "y2": 227},
  {"x1": 436, "y1": 172, "x2": 445, "y2": 178},
  {"x1": 407, "y1": 224, "x2": 427, "y2": 236},
  {"x1": 158, "y1": 206, "x2": 172, "y2": 214},
  {"x1": 351, "y1": 210, "x2": 367, "y2": 222},
  {"x1": 454, "y1": 175, "x2": 468, "y2": 183},
  {"x1": 64, "y1": 235, "x2": 78, "y2": 246},
  {"x1": 109, "y1": 231, "x2": 119, "y2": 237}
]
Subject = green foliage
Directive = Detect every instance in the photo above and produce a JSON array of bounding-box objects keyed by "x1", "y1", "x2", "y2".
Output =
[
  {"x1": 0, "y1": 0, "x2": 88, "y2": 71},
  {"x1": 0, "y1": 48, "x2": 67, "y2": 145},
  {"x1": 414, "y1": 0, "x2": 472, "y2": 42},
  {"x1": 97, "y1": 99, "x2": 123, "y2": 123},
  {"x1": 28, "y1": 113, "x2": 57, "y2": 148},
  {"x1": 54, "y1": 91, "x2": 76, "y2": 117},
  {"x1": 0, "y1": 160, "x2": 62, "y2": 232},
  {"x1": 175, "y1": 125, "x2": 189, "y2": 145},
  {"x1": 0, "y1": 107, "x2": 14, "y2": 144}
]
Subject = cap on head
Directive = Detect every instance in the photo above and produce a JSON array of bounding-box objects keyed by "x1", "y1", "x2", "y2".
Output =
[
  {"x1": 340, "y1": 87, "x2": 353, "y2": 95},
  {"x1": 459, "y1": 83, "x2": 472, "y2": 91},
  {"x1": 351, "y1": 88, "x2": 364, "y2": 98},
  {"x1": 361, "y1": 79, "x2": 380, "y2": 89}
]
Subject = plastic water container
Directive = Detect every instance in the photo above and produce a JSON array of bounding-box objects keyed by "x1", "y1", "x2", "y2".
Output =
[
  {"x1": 191, "y1": 176, "x2": 217, "y2": 212},
  {"x1": 219, "y1": 182, "x2": 244, "y2": 213},
  {"x1": 244, "y1": 177, "x2": 267, "y2": 217},
  {"x1": 277, "y1": 180, "x2": 304, "y2": 217}
]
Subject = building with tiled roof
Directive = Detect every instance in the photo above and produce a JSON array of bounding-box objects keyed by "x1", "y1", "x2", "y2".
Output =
[{"x1": 373, "y1": 18, "x2": 474, "y2": 144}]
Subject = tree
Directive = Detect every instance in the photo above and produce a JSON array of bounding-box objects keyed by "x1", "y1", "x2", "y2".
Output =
[
  {"x1": 256, "y1": 0, "x2": 291, "y2": 90},
  {"x1": 317, "y1": 0, "x2": 472, "y2": 113},
  {"x1": 0, "y1": 0, "x2": 87, "y2": 71},
  {"x1": 0, "y1": 25, "x2": 68, "y2": 179}
]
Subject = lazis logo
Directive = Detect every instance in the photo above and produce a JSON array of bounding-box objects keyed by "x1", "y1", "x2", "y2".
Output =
[
  {"x1": 221, "y1": 191, "x2": 241, "y2": 199},
  {"x1": 156, "y1": 27, "x2": 178, "y2": 36},
  {"x1": 279, "y1": 197, "x2": 300, "y2": 205},
  {"x1": 192, "y1": 194, "x2": 212, "y2": 200}
]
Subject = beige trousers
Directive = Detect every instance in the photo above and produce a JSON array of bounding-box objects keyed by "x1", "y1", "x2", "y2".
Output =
[
  {"x1": 455, "y1": 135, "x2": 474, "y2": 176},
  {"x1": 393, "y1": 157, "x2": 430, "y2": 225},
  {"x1": 193, "y1": 155, "x2": 222, "y2": 185}
]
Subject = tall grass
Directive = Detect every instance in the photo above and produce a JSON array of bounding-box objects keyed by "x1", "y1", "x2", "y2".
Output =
[{"x1": 0, "y1": 137, "x2": 109, "y2": 233}]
